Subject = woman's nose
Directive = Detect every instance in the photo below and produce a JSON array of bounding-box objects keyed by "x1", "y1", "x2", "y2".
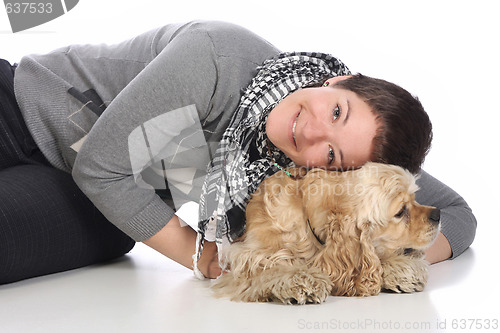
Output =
[{"x1": 301, "y1": 115, "x2": 330, "y2": 144}]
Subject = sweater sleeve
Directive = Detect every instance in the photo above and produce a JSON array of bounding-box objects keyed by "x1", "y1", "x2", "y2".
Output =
[
  {"x1": 415, "y1": 170, "x2": 477, "y2": 259},
  {"x1": 72, "y1": 27, "x2": 218, "y2": 241}
]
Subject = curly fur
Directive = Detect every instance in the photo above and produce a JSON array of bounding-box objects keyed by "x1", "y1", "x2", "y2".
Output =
[{"x1": 211, "y1": 162, "x2": 440, "y2": 304}]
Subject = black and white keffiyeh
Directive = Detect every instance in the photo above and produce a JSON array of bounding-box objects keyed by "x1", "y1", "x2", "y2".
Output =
[{"x1": 193, "y1": 52, "x2": 350, "y2": 277}]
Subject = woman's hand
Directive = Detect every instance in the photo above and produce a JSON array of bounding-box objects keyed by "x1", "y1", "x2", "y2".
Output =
[
  {"x1": 424, "y1": 232, "x2": 452, "y2": 264},
  {"x1": 197, "y1": 241, "x2": 222, "y2": 279}
]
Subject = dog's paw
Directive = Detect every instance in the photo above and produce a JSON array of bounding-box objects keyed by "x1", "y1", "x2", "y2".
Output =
[
  {"x1": 382, "y1": 257, "x2": 428, "y2": 293},
  {"x1": 270, "y1": 270, "x2": 332, "y2": 305},
  {"x1": 382, "y1": 275, "x2": 426, "y2": 293}
]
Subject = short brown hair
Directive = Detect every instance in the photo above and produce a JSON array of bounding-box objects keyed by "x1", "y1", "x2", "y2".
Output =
[{"x1": 333, "y1": 74, "x2": 432, "y2": 174}]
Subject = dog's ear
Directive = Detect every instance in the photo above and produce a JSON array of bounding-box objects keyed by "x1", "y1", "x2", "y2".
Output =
[
  {"x1": 313, "y1": 214, "x2": 382, "y2": 297},
  {"x1": 356, "y1": 221, "x2": 383, "y2": 296}
]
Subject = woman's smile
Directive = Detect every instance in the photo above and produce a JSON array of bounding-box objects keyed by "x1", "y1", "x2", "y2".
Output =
[{"x1": 290, "y1": 110, "x2": 300, "y2": 148}]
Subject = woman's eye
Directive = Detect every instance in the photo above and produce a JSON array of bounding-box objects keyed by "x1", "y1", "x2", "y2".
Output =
[
  {"x1": 333, "y1": 105, "x2": 341, "y2": 121},
  {"x1": 328, "y1": 146, "x2": 335, "y2": 165}
]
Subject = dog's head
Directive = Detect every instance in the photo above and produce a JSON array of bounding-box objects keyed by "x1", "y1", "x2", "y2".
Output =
[
  {"x1": 300, "y1": 162, "x2": 440, "y2": 295},
  {"x1": 356, "y1": 163, "x2": 440, "y2": 259}
]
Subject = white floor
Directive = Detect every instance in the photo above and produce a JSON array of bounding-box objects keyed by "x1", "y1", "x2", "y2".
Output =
[{"x1": 0, "y1": 239, "x2": 496, "y2": 333}]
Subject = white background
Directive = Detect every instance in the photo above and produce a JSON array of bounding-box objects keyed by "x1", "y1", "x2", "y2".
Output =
[{"x1": 1, "y1": 0, "x2": 499, "y2": 330}]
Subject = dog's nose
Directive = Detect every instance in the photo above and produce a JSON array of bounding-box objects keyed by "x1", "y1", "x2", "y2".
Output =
[{"x1": 429, "y1": 208, "x2": 440, "y2": 224}]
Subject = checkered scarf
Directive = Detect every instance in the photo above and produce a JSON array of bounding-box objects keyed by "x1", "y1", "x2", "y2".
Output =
[{"x1": 193, "y1": 52, "x2": 350, "y2": 277}]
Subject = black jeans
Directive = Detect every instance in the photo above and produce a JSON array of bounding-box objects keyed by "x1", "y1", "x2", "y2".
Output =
[{"x1": 0, "y1": 59, "x2": 135, "y2": 284}]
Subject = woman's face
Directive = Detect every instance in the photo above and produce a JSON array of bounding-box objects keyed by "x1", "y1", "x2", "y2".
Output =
[{"x1": 266, "y1": 76, "x2": 378, "y2": 170}]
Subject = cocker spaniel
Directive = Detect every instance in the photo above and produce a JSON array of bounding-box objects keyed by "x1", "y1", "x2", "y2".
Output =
[{"x1": 211, "y1": 162, "x2": 441, "y2": 304}]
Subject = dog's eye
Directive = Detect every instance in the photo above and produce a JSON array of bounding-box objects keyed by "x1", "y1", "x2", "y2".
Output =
[{"x1": 395, "y1": 206, "x2": 407, "y2": 218}]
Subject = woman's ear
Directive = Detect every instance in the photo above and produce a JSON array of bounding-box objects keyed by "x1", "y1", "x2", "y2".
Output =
[{"x1": 323, "y1": 75, "x2": 352, "y2": 87}]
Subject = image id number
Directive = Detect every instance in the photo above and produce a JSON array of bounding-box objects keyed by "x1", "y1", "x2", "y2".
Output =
[
  {"x1": 452, "y1": 318, "x2": 499, "y2": 330},
  {"x1": 5, "y1": 2, "x2": 53, "y2": 14}
]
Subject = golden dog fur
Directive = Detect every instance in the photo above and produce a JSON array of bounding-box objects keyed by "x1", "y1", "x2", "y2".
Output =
[{"x1": 211, "y1": 162, "x2": 440, "y2": 304}]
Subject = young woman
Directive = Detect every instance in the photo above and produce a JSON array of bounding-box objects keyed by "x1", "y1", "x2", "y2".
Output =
[{"x1": 0, "y1": 20, "x2": 476, "y2": 284}]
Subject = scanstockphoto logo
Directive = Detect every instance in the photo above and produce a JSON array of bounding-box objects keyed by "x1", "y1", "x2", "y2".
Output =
[{"x1": 3, "y1": 0, "x2": 79, "y2": 33}]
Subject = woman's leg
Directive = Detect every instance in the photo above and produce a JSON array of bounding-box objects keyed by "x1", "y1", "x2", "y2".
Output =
[
  {"x1": 1, "y1": 58, "x2": 134, "y2": 284},
  {"x1": 0, "y1": 164, "x2": 135, "y2": 284}
]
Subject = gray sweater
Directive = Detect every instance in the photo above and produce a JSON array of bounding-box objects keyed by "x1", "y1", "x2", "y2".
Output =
[{"x1": 14, "y1": 20, "x2": 476, "y2": 258}]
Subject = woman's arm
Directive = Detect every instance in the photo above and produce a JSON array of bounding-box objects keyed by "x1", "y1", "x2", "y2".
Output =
[
  {"x1": 416, "y1": 170, "x2": 477, "y2": 263},
  {"x1": 72, "y1": 27, "x2": 219, "y2": 241}
]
